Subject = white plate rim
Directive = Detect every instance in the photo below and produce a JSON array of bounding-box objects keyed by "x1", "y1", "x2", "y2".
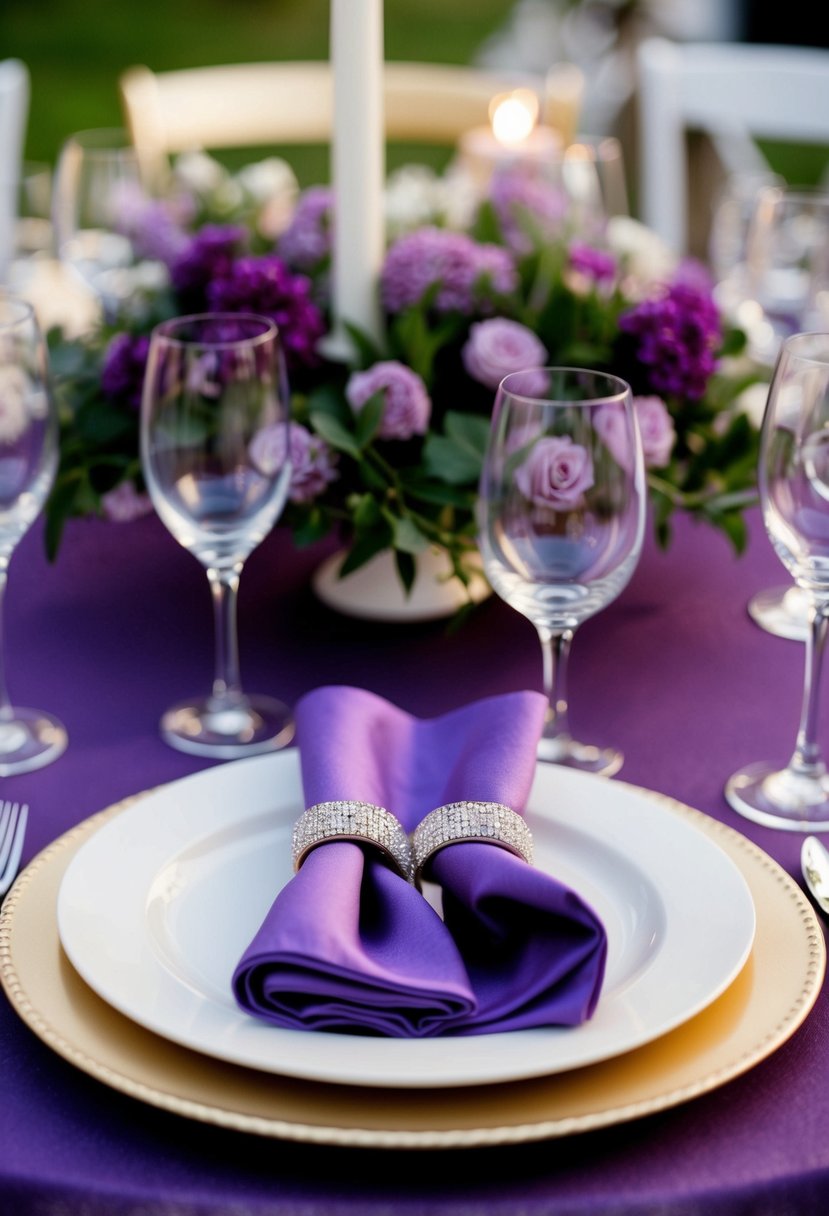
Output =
[{"x1": 56, "y1": 751, "x2": 756, "y2": 1089}]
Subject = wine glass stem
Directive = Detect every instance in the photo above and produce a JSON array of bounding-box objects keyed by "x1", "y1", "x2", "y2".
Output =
[
  {"x1": 538, "y1": 625, "x2": 573, "y2": 742},
  {"x1": 207, "y1": 564, "x2": 244, "y2": 711},
  {"x1": 790, "y1": 598, "x2": 829, "y2": 778},
  {"x1": 0, "y1": 564, "x2": 13, "y2": 720}
]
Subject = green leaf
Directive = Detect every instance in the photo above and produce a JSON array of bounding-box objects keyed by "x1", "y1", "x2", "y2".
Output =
[
  {"x1": 339, "y1": 522, "x2": 393, "y2": 577},
  {"x1": 386, "y1": 513, "x2": 429, "y2": 554},
  {"x1": 353, "y1": 391, "x2": 384, "y2": 448},
  {"x1": 422, "y1": 434, "x2": 482, "y2": 485},
  {"x1": 394, "y1": 549, "x2": 417, "y2": 594},
  {"x1": 343, "y1": 321, "x2": 386, "y2": 369},
  {"x1": 309, "y1": 410, "x2": 360, "y2": 459}
]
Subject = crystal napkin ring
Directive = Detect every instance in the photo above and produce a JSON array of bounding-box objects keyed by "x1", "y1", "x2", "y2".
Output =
[
  {"x1": 412, "y1": 800, "x2": 533, "y2": 882},
  {"x1": 292, "y1": 801, "x2": 416, "y2": 884}
]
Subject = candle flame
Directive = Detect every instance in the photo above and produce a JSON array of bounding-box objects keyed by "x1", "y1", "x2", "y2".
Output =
[{"x1": 489, "y1": 89, "x2": 539, "y2": 147}]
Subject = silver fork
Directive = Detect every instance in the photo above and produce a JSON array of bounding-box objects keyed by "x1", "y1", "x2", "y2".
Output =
[{"x1": 0, "y1": 800, "x2": 28, "y2": 899}]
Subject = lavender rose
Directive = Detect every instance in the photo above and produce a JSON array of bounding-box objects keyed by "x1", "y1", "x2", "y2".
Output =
[
  {"x1": 462, "y1": 318, "x2": 548, "y2": 391},
  {"x1": 345, "y1": 360, "x2": 431, "y2": 441},
  {"x1": 249, "y1": 421, "x2": 338, "y2": 504},
  {"x1": 515, "y1": 436, "x2": 594, "y2": 509},
  {"x1": 595, "y1": 396, "x2": 676, "y2": 471}
]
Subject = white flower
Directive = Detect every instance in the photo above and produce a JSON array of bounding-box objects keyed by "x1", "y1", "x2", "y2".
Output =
[
  {"x1": 384, "y1": 165, "x2": 446, "y2": 238},
  {"x1": 606, "y1": 215, "x2": 677, "y2": 290},
  {"x1": 236, "y1": 158, "x2": 299, "y2": 240},
  {"x1": 173, "y1": 151, "x2": 229, "y2": 195}
]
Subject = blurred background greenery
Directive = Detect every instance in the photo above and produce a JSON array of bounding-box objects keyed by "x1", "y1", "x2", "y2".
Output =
[{"x1": 1, "y1": 0, "x2": 515, "y2": 179}]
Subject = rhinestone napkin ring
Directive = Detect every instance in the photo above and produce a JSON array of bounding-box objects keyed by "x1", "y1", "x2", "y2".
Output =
[
  {"x1": 412, "y1": 801, "x2": 534, "y2": 882},
  {"x1": 291, "y1": 801, "x2": 416, "y2": 884}
]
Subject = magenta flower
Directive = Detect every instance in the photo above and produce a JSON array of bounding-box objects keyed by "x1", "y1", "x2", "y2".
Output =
[
  {"x1": 380, "y1": 227, "x2": 517, "y2": 316},
  {"x1": 515, "y1": 436, "x2": 594, "y2": 508},
  {"x1": 277, "y1": 185, "x2": 333, "y2": 272},
  {"x1": 462, "y1": 318, "x2": 548, "y2": 391},
  {"x1": 101, "y1": 332, "x2": 151, "y2": 410},
  {"x1": 346, "y1": 360, "x2": 431, "y2": 441},
  {"x1": 568, "y1": 242, "x2": 617, "y2": 284},
  {"x1": 207, "y1": 254, "x2": 326, "y2": 371},
  {"x1": 170, "y1": 224, "x2": 247, "y2": 312},
  {"x1": 249, "y1": 420, "x2": 338, "y2": 504},
  {"x1": 488, "y1": 167, "x2": 568, "y2": 255},
  {"x1": 619, "y1": 279, "x2": 722, "y2": 400}
]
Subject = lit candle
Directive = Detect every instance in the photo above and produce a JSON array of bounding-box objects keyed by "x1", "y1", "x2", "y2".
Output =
[
  {"x1": 457, "y1": 89, "x2": 563, "y2": 189},
  {"x1": 326, "y1": 0, "x2": 385, "y2": 357}
]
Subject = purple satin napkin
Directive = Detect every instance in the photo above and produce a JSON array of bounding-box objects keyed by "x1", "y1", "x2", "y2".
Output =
[{"x1": 232, "y1": 685, "x2": 607, "y2": 1036}]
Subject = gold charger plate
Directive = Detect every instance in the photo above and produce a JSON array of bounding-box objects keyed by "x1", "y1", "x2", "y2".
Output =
[{"x1": 0, "y1": 788, "x2": 825, "y2": 1150}]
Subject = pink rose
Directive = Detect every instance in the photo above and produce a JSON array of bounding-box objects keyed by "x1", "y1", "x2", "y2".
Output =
[
  {"x1": 249, "y1": 420, "x2": 338, "y2": 503},
  {"x1": 515, "y1": 436, "x2": 594, "y2": 508},
  {"x1": 595, "y1": 396, "x2": 675, "y2": 471},
  {"x1": 462, "y1": 318, "x2": 548, "y2": 391}
]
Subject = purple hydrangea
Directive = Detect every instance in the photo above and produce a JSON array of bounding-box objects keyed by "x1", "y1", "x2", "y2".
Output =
[
  {"x1": 113, "y1": 180, "x2": 189, "y2": 265},
  {"x1": 568, "y1": 241, "x2": 617, "y2": 284},
  {"x1": 206, "y1": 255, "x2": 326, "y2": 371},
  {"x1": 619, "y1": 279, "x2": 722, "y2": 400},
  {"x1": 277, "y1": 185, "x2": 333, "y2": 272},
  {"x1": 345, "y1": 360, "x2": 431, "y2": 441},
  {"x1": 380, "y1": 227, "x2": 517, "y2": 316},
  {"x1": 515, "y1": 436, "x2": 594, "y2": 509},
  {"x1": 100, "y1": 332, "x2": 151, "y2": 410},
  {"x1": 170, "y1": 224, "x2": 247, "y2": 312},
  {"x1": 462, "y1": 317, "x2": 548, "y2": 391},
  {"x1": 488, "y1": 167, "x2": 568, "y2": 255},
  {"x1": 249, "y1": 421, "x2": 338, "y2": 504}
]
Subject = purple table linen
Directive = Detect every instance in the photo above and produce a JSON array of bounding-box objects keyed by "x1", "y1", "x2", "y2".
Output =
[
  {"x1": 232, "y1": 684, "x2": 607, "y2": 1035},
  {"x1": 6, "y1": 508, "x2": 829, "y2": 1216}
]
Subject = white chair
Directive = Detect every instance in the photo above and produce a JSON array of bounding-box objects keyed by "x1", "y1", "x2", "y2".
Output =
[
  {"x1": 0, "y1": 58, "x2": 30, "y2": 281},
  {"x1": 636, "y1": 38, "x2": 829, "y2": 255},
  {"x1": 119, "y1": 59, "x2": 572, "y2": 155}
]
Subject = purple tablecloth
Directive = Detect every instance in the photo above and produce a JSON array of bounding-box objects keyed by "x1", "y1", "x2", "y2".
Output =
[{"x1": 1, "y1": 507, "x2": 828, "y2": 1215}]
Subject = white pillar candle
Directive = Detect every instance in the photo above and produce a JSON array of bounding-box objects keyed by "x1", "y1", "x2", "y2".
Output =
[{"x1": 327, "y1": 0, "x2": 385, "y2": 356}]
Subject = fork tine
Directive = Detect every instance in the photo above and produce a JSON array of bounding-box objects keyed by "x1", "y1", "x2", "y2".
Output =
[{"x1": 0, "y1": 801, "x2": 28, "y2": 897}]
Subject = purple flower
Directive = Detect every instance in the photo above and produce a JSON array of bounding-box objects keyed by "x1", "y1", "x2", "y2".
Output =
[
  {"x1": 346, "y1": 360, "x2": 431, "y2": 441},
  {"x1": 277, "y1": 185, "x2": 333, "y2": 272},
  {"x1": 462, "y1": 318, "x2": 548, "y2": 391},
  {"x1": 568, "y1": 242, "x2": 617, "y2": 284},
  {"x1": 380, "y1": 227, "x2": 517, "y2": 316},
  {"x1": 100, "y1": 332, "x2": 151, "y2": 410},
  {"x1": 112, "y1": 180, "x2": 188, "y2": 265},
  {"x1": 170, "y1": 225, "x2": 247, "y2": 312},
  {"x1": 100, "y1": 480, "x2": 153, "y2": 522},
  {"x1": 595, "y1": 395, "x2": 675, "y2": 471},
  {"x1": 515, "y1": 436, "x2": 594, "y2": 508},
  {"x1": 619, "y1": 279, "x2": 722, "y2": 400},
  {"x1": 249, "y1": 421, "x2": 338, "y2": 503},
  {"x1": 207, "y1": 254, "x2": 326, "y2": 371},
  {"x1": 488, "y1": 167, "x2": 568, "y2": 255}
]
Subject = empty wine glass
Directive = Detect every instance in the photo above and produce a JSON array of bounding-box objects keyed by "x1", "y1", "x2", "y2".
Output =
[
  {"x1": 0, "y1": 293, "x2": 68, "y2": 774},
  {"x1": 52, "y1": 127, "x2": 169, "y2": 323},
  {"x1": 726, "y1": 331, "x2": 829, "y2": 831},
  {"x1": 140, "y1": 312, "x2": 295, "y2": 758},
  {"x1": 478, "y1": 367, "x2": 646, "y2": 776},
  {"x1": 742, "y1": 187, "x2": 829, "y2": 643}
]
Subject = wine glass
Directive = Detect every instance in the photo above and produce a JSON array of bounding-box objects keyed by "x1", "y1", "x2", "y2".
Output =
[
  {"x1": 726, "y1": 331, "x2": 829, "y2": 831},
  {"x1": 741, "y1": 187, "x2": 829, "y2": 643},
  {"x1": 0, "y1": 293, "x2": 68, "y2": 775},
  {"x1": 477, "y1": 367, "x2": 646, "y2": 776},
  {"x1": 52, "y1": 127, "x2": 168, "y2": 323},
  {"x1": 140, "y1": 312, "x2": 295, "y2": 758}
]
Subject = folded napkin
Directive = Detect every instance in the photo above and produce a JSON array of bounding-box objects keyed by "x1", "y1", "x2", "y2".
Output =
[{"x1": 232, "y1": 685, "x2": 607, "y2": 1036}]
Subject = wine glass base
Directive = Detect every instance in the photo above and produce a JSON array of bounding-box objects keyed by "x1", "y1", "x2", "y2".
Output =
[
  {"x1": 725, "y1": 761, "x2": 829, "y2": 832},
  {"x1": 537, "y1": 735, "x2": 623, "y2": 777},
  {"x1": 160, "y1": 695, "x2": 295, "y2": 760},
  {"x1": 0, "y1": 707, "x2": 68, "y2": 776},
  {"x1": 747, "y1": 585, "x2": 809, "y2": 642}
]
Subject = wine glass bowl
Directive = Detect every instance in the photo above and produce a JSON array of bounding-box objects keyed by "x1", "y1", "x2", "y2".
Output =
[
  {"x1": 0, "y1": 293, "x2": 68, "y2": 775},
  {"x1": 478, "y1": 367, "x2": 646, "y2": 775},
  {"x1": 141, "y1": 312, "x2": 294, "y2": 759},
  {"x1": 726, "y1": 331, "x2": 829, "y2": 830}
]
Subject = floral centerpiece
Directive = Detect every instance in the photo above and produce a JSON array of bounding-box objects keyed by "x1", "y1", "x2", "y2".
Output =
[{"x1": 45, "y1": 151, "x2": 765, "y2": 597}]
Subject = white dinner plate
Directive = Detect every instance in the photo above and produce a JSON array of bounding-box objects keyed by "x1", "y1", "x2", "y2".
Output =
[{"x1": 56, "y1": 752, "x2": 756, "y2": 1089}]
